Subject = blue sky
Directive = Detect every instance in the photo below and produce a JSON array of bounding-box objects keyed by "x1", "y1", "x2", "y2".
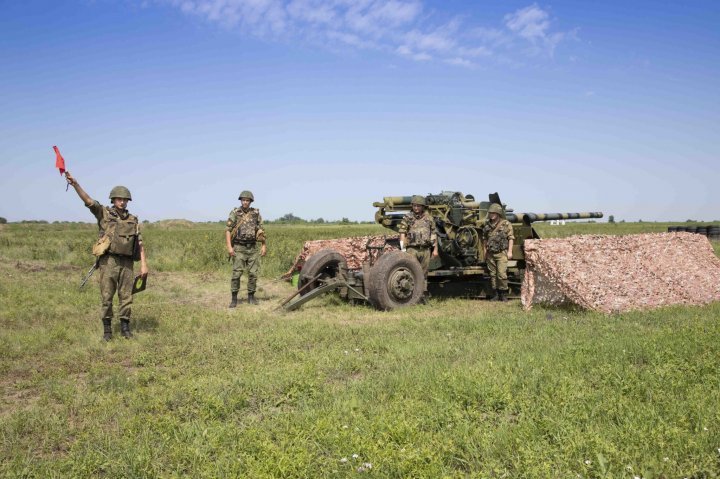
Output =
[{"x1": 1, "y1": 0, "x2": 718, "y2": 222}]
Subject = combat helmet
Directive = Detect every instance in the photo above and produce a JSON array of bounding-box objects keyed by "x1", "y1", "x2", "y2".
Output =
[
  {"x1": 109, "y1": 186, "x2": 132, "y2": 201},
  {"x1": 487, "y1": 203, "x2": 503, "y2": 215},
  {"x1": 238, "y1": 190, "x2": 255, "y2": 202},
  {"x1": 411, "y1": 195, "x2": 426, "y2": 206}
]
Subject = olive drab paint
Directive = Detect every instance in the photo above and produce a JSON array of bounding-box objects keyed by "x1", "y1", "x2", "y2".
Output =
[{"x1": 109, "y1": 186, "x2": 132, "y2": 200}]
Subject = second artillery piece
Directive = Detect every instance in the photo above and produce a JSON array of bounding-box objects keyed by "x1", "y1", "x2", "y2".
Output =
[{"x1": 282, "y1": 192, "x2": 602, "y2": 311}]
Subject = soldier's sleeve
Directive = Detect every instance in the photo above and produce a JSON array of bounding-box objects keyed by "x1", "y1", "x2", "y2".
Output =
[
  {"x1": 225, "y1": 209, "x2": 236, "y2": 233},
  {"x1": 136, "y1": 218, "x2": 143, "y2": 243},
  {"x1": 397, "y1": 214, "x2": 409, "y2": 234},
  {"x1": 86, "y1": 200, "x2": 105, "y2": 223},
  {"x1": 429, "y1": 215, "x2": 437, "y2": 244},
  {"x1": 505, "y1": 221, "x2": 515, "y2": 241},
  {"x1": 256, "y1": 210, "x2": 266, "y2": 243}
]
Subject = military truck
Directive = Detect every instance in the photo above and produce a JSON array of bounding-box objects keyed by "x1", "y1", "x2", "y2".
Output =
[{"x1": 281, "y1": 192, "x2": 602, "y2": 311}]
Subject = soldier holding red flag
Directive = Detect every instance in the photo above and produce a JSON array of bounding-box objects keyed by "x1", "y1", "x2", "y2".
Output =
[{"x1": 65, "y1": 170, "x2": 149, "y2": 340}]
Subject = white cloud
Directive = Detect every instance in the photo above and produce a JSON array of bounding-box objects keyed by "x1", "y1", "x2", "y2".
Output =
[
  {"x1": 505, "y1": 4, "x2": 550, "y2": 41},
  {"x1": 160, "y1": 1, "x2": 577, "y2": 66},
  {"x1": 504, "y1": 4, "x2": 574, "y2": 56}
]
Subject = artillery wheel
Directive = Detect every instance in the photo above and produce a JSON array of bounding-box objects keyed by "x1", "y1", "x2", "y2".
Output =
[
  {"x1": 367, "y1": 251, "x2": 424, "y2": 310},
  {"x1": 298, "y1": 249, "x2": 347, "y2": 295}
]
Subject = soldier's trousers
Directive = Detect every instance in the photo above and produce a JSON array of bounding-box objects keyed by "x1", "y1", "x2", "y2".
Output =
[
  {"x1": 486, "y1": 251, "x2": 509, "y2": 291},
  {"x1": 407, "y1": 246, "x2": 431, "y2": 273},
  {"x1": 231, "y1": 243, "x2": 260, "y2": 294},
  {"x1": 99, "y1": 254, "x2": 134, "y2": 321}
]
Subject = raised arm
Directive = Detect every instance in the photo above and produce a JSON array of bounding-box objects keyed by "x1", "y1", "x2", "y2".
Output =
[{"x1": 65, "y1": 171, "x2": 94, "y2": 206}]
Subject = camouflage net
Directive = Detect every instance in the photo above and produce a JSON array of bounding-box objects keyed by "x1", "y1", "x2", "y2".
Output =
[
  {"x1": 522, "y1": 233, "x2": 720, "y2": 313},
  {"x1": 283, "y1": 235, "x2": 399, "y2": 278}
]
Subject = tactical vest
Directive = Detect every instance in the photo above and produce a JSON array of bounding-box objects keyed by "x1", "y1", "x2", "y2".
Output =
[
  {"x1": 404, "y1": 213, "x2": 434, "y2": 248},
  {"x1": 101, "y1": 208, "x2": 138, "y2": 257},
  {"x1": 232, "y1": 208, "x2": 260, "y2": 243},
  {"x1": 483, "y1": 220, "x2": 510, "y2": 254}
]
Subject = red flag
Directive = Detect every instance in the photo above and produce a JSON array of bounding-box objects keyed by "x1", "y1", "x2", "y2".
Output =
[{"x1": 53, "y1": 146, "x2": 66, "y2": 175}]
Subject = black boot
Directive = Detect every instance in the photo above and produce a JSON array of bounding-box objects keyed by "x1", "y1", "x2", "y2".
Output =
[
  {"x1": 499, "y1": 290, "x2": 509, "y2": 302},
  {"x1": 229, "y1": 291, "x2": 239, "y2": 308},
  {"x1": 120, "y1": 319, "x2": 133, "y2": 339},
  {"x1": 489, "y1": 290, "x2": 501, "y2": 301},
  {"x1": 102, "y1": 319, "x2": 112, "y2": 341},
  {"x1": 247, "y1": 292, "x2": 258, "y2": 305}
]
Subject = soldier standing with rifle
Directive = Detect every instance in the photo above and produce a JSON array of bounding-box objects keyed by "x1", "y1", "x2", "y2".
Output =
[
  {"x1": 226, "y1": 191, "x2": 266, "y2": 307},
  {"x1": 65, "y1": 172, "x2": 148, "y2": 340},
  {"x1": 481, "y1": 203, "x2": 514, "y2": 301},
  {"x1": 398, "y1": 195, "x2": 439, "y2": 288}
]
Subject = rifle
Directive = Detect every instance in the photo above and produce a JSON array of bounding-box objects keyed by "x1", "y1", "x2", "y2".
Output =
[{"x1": 80, "y1": 259, "x2": 100, "y2": 289}]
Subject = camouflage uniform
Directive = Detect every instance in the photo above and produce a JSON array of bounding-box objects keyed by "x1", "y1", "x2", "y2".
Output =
[
  {"x1": 398, "y1": 211, "x2": 437, "y2": 272},
  {"x1": 226, "y1": 207, "x2": 265, "y2": 295},
  {"x1": 88, "y1": 201, "x2": 141, "y2": 327},
  {"x1": 481, "y1": 218, "x2": 514, "y2": 291}
]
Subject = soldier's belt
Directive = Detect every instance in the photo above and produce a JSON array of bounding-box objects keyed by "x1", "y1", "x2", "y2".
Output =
[{"x1": 233, "y1": 240, "x2": 257, "y2": 246}]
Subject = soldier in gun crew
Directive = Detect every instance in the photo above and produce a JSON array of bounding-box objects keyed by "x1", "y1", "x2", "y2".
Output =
[
  {"x1": 65, "y1": 172, "x2": 148, "y2": 340},
  {"x1": 226, "y1": 190, "x2": 266, "y2": 307},
  {"x1": 481, "y1": 203, "x2": 514, "y2": 302},
  {"x1": 398, "y1": 195, "x2": 439, "y2": 290}
]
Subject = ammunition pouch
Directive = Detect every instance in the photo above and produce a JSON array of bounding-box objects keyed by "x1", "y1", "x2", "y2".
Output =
[
  {"x1": 107, "y1": 216, "x2": 137, "y2": 257},
  {"x1": 408, "y1": 231, "x2": 432, "y2": 248},
  {"x1": 92, "y1": 235, "x2": 111, "y2": 257},
  {"x1": 233, "y1": 240, "x2": 257, "y2": 246}
]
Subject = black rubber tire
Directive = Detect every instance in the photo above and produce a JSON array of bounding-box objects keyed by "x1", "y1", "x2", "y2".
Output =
[
  {"x1": 367, "y1": 251, "x2": 425, "y2": 311},
  {"x1": 298, "y1": 249, "x2": 347, "y2": 295}
]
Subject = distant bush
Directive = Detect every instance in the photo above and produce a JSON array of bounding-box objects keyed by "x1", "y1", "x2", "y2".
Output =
[{"x1": 0, "y1": 217, "x2": 7, "y2": 224}]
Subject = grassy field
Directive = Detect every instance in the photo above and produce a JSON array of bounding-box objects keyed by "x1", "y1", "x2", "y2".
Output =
[{"x1": 1, "y1": 221, "x2": 719, "y2": 478}]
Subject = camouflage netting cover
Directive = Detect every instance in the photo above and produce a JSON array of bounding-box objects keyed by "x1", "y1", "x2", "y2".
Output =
[
  {"x1": 522, "y1": 232, "x2": 720, "y2": 313},
  {"x1": 284, "y1": 235, "x2": 399, "y2": 278}
]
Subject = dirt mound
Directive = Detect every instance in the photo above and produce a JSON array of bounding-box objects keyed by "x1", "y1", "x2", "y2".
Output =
[
  {"x1": 522, "y1": 232, "x2": 720, "y2": 313},
  {"x1": 284, "y1": 235, "x2": 399, "y2": 278},
  {"x1": 154, "y1": 219, "x2": 195, "y2": 229}
]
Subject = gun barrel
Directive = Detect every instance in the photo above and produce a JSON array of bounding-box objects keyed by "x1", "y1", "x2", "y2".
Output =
[{"x1": 506, "y1": 212, "x2": 604, "y2": 223}]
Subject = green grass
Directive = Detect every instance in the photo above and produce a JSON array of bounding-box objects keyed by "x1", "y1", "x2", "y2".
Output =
[{"x1": 1, "y1": 222, "x2": 719, "y2": 478}]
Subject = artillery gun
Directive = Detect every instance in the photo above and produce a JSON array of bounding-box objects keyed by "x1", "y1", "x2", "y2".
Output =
[{"x1": 282, "y1": 192, "x2": 602, "y2": 311}]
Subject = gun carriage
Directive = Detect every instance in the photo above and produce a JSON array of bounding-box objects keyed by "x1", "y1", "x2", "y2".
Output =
[{"x1": 282, "y1": 192, "x2": 602, "y2": 311}]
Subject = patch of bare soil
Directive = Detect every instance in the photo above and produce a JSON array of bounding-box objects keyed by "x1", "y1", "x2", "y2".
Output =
[
  {"x1": 135, "y1": 270, "x2": 295, "y2": 314},
  {"x1": 522, "y1": 232, "x2": 720, "y2": 313}
]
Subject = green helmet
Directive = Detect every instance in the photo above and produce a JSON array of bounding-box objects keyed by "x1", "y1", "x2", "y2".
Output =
[
  {"x1": 109, "y1": 186, "x2": 132, "y2": 201},
  {"x1": 411, "y1": 195, "x2": 426, "y2": 206},
  {"x1": 488, "y1": 203, "x2": 503, "y2": 215},
  {"x1": 238, "y1": 190, "x2": 255, "y2": 201}
]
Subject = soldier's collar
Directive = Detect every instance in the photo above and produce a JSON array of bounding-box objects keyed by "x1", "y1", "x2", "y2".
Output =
[{"x1": 110, "y1": 207, "x2": 129, "y2": 219}]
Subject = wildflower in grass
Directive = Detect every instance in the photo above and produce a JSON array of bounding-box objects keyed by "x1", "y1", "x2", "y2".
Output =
[
  {"x1": 584, "y1": 459, "x2": 591, "y2": 465},
  {"x1": 663, "y1": 457, "x2": 669, "y2": 462},
  {"x1": 363, "y1": 462, "x2": 373, "y2": 469},
  {"x1": 342, "y1": 425, "x2": 349, "y2": 429},
  {"x1": 352, "y1": 453, "x2": 359, "y2": 459},
  {"x1": 340, "y1": 457, "x2": 348, "y2": 463},
  {"x1": 344, "y1": 350, "x2": 349, "y2": 355}
]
